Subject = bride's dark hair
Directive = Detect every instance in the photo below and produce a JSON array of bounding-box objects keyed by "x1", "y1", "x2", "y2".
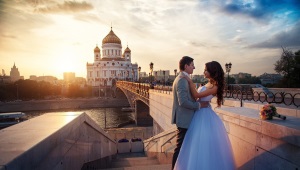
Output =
[{"x1": 205, "y1": 61, "x2": 225, "y2": 107}]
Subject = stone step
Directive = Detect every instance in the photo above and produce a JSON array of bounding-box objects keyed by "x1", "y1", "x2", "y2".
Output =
[
  {"x1": 99, "y1": 164, "x2": 172, "y2": 170},
  {"x1": 111, "y1": 157, "x2": 159, "y2": 168}
]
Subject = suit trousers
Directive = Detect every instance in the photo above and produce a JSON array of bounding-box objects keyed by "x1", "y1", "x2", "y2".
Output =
[{"x1": 172, "y1": 127, "x2": 188, "y2": 169}]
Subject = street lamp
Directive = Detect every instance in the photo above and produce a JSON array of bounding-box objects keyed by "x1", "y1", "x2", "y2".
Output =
[
  {"x1": 132, "y1": 69, "x2": 134, "y2": 82},
  {"x1": 149, "y1": 62, "x2": 154, "y2": 88},
  {"x1": 16, "y1": 83, "x2": 19, "y2": 100},
  {"x1": 225, "y1": 62, "x2": 232, "y2": 89},
  {"x1": 155, "y1": 71, "x2": 158, "y2": 84},
  {"x1": 138, "y1": 67, "x2": 141, "y2": 82},
  {"x1": 163, "y1": 70, "x2": 166, "y2": 86},
  {"x1": 127, "y1": 70, "x2": 129, "y2": 81}
]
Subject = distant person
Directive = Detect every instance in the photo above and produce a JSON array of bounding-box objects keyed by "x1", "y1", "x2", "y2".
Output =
[
  {"x1": 174, "y1": 61, "x2": 235, "y2": 170},
  {"x1": 171, "y1": 56, "x2": 209, "y2": 169}
]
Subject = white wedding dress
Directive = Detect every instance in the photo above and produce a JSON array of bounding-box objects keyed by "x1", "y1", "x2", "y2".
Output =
[{"x1": 174, "y1": 86, "x2": 236, "y2": 170}]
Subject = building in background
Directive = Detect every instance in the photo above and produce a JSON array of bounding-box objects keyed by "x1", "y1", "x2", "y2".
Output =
[
  {"x1": 259, "y1": 73, "x2": 282, "y2": 85},
  {"x1": 86, "y1": 27, "x2": 139, "y2": 88},
  {"x1": 231, "y1": 72, "x2": 251, "y2": 80},
  {"x1": 10, "y1": 63, "x2": 22, "y2": 82},
  {"x1": 29, "y1": 75, "x2": 58, "y2": 84},
  {"x1": 63, "y1": 72, "x2": 76, "y2": 83}
]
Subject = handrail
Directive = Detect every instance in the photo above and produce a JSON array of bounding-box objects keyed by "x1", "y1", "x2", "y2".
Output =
[
  {"x1": 144, "y1": 138, "x2": 158, "y2": 149},
  {"x1": 225, "y1": 89, "x2": 300, "y2": 107},
  {"x1": 117, "y1": 81, "x2": 300, "y2": 107},
  {"x1": 144, "y1": 129, "x2": 176, "y2": 144},
  {"x1": 160, "y1": 133, "x2": 177, "y2": 153},
  {"x1": 144, "y1": 129, "x2": 177, "y2": 150}
]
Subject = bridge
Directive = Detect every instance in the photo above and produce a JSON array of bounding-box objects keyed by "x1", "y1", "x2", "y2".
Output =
[
  {"x1": 0, "y1": 81, "x2": 299, "y2": 169},
  {"x1": 116, "y1": 81, "x2": 153, "y2": 126}
]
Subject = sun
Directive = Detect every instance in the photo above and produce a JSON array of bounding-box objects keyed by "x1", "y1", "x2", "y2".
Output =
[{"x1": 56, "y1": 49, "x2": 78, "y2": 74}]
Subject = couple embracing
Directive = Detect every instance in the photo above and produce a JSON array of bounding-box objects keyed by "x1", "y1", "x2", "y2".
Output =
[{"x1": 171, "y1": 56, "x2": 236, "y2": 170}]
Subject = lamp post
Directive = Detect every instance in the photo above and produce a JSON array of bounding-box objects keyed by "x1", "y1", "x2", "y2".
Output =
[
  {"x1": 149, "y1": 62, "x2": 154, "y2": 88},
  {"x1": 155, "y1": 71, "x2": 158, "y2": 84},
  {"x1": 16, "y1": 83, "x2": 19, "y2": 100},
  {"x1": 163, "y1": 70, "x2": 166, "y2": 86},
  {"x1": 225, "y1": 62, "x2": 232, "y2": 89},
  {"x1": 131, "y1": 69, "x2": 134, "y2": 82},
  {"x1": 138, "y1": 67, "x2": 141, "y2": 91},
  {"x1": 138, "y1": 67, "x2": 141, "y2": 82},
  {"x1": 174, "y1": 69, "x2": 177, "y2": 79},
  {"x1": 127, "y1": 70, "x2": 129, "y2": 81}
]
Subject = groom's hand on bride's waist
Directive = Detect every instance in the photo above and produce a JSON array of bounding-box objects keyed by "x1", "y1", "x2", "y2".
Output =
[{"x1": 199, "y1": 101, "x2": 210, "y2": 108}]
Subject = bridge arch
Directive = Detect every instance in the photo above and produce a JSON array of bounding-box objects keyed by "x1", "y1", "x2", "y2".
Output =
[{"x1": 116, "y1": 81, "x2": 152, "y2": 126}]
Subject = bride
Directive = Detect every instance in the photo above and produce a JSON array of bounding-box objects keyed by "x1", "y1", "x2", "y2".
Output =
[{"x1": 174, "y1": 61, "x2": 236, "y2": 170}]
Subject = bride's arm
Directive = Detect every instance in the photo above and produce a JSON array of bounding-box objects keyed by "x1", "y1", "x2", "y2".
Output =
[{"x1": 185, "y1": 77, "x2": 217, "y2": 98}]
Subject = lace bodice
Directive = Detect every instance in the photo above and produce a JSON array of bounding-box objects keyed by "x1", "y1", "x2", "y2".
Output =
[{"x1": 197, "y1": 86, "x2": 214, "y2": 101}]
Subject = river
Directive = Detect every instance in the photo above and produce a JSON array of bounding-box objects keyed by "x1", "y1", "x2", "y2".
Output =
[{"x1": 26, "y1": 107, "x2": 135, "y2": 129}]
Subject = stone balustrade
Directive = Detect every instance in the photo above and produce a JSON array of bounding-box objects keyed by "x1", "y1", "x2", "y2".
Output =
[{"x1": 148, "y1": 89, "x2": 300, "y2": 169}]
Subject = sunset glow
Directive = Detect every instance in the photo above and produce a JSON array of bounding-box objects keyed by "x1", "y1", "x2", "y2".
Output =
[{"x1": 0, "y1": 0, "x2": 299, "y2": 79}]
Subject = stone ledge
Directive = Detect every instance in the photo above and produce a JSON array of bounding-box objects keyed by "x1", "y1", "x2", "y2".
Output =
[
  {"x1": 0, "y1": 112, "x2": 117, "y2": 170},
  {"x1": 216, "y1": 106, "x2": 300, "y2": 147}
]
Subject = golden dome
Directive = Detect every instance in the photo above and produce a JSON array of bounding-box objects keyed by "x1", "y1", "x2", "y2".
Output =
[
  {"x1": 94, "y1": 46, "x2": 100, "y2": 52},
  {"x1": 125, "y1": 46, "x2": 131, "y2": 53},
  {"x1": 102, "y1": 28, "x2": 121, "y2": 44}
]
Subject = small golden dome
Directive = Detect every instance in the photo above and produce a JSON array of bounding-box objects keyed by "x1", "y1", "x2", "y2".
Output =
[
  {"x1": 102, "y1": 28, "x2": 121, "y2": 44},
  {"x1": 125, "y1": 46, "x2": 131, "y2": 53},
  {"x1": 94, "y1": 46, "x2": 100, "y2": 52}
]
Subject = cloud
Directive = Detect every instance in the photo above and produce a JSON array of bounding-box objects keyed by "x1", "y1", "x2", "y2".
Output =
[
  {"x1": 0, "y1": 33, "x2": 17, "y2": 39},
  {"x1": 189, "y1": 41, "x2": 207, "y2": 48},
  {"x1": 73, "y1": 14, "x2": 101, "y2": 22},
  {"x1": 212, "y1": 0, "x2": 300, "y2": 23},
  {"x1": 248, "y1": 21, "x2": 300, "y2": 49},
  {"x1": 34, "y1": 1, "x2": 93, "y2": 13}
]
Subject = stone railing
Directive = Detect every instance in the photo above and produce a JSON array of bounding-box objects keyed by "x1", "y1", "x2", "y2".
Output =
[
  {"x1": 0, "y1": 112, "x2": 117, "y2": 170},
  {"x1": 148, "y1": 89, "x2": 300, "y2": 169}
]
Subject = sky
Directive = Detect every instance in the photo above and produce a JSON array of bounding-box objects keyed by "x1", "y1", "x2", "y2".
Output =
[{"x1": 1, "y1": 0, "x2": 300, "y2": 79}]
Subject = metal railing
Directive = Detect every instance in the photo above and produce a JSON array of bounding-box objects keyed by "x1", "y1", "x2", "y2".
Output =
[
  {"x1": 116, "y1": 81, "x2": 150, "y2": 98},
  {"x1": 144, "y1": 129, "x2": 177, "y2": 153},
  {"x1": 117, "y1": 81, "x2": 300, "y2": 107},
  {"x1": 224, "y1": 90, "x2": 300, "y2": 107}
]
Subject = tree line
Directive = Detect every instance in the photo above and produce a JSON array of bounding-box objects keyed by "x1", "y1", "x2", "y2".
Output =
[
  {"x1": 223, "y1": 48, "x2": 300, "y2": 88},
  {"x1": 0, "y1": 79, "x2": 93, "y2": 102}
]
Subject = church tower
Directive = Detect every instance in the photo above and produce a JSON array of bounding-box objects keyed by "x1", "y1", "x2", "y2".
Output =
[
  {"x1": 94, "y1": 45, "x2": 101, "y2": 61},
  {"x1": 123, "y1": 45, "x2": 131, "y2": 62}
]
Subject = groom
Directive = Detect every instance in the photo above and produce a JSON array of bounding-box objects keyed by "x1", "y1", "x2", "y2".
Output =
[{"x1": 171, "y1": 56, "x2": 208, "y2": 169}]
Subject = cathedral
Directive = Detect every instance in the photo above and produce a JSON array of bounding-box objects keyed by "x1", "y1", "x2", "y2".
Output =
[{"x1": 86, "y1": 27, "x2": 138, "y2": 88}]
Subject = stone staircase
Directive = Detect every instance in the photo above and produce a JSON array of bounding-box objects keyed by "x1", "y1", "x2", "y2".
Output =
[{"x1": 99, "y1": 152, "x2": 172, "y2": 170}]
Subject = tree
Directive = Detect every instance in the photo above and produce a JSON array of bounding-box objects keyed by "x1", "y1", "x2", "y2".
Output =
[
  {"x1": 238, "y1": 76, "x2": 261, "y2": 84},
  {"x1": 274, "y1": 47, "x2": 300, "y2": 87},
  {"x1": 228, "y1": 77, "x2": 236, "y2": 84}
]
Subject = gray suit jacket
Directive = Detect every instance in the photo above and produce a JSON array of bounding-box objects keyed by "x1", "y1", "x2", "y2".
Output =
[{"x1": 171, "y1": 72, "x2": 200, "y2": 128}]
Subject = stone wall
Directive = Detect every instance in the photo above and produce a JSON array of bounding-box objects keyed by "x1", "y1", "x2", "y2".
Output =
[
  {"x1": 149, "y1": 90, "x2": 175, "y2": 133},
  {"x1": 149, "y1": 89, "x2": 300, "y2": 169},
  {"x1": 0, "y1": 98, "x2": 130, "y2": 112},
  {"x1": 0, "y1": 112, "x2": 117, "y2": 170}
]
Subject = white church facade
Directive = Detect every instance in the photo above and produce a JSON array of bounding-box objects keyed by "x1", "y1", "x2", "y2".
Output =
[{"x1": 86, "y1": 27, "x2": 139, "y2": 87}]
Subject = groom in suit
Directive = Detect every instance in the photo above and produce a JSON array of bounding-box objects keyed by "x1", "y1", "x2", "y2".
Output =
[{"x1": 171, "y1": 56, "x2": 208, "y2": 169}]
